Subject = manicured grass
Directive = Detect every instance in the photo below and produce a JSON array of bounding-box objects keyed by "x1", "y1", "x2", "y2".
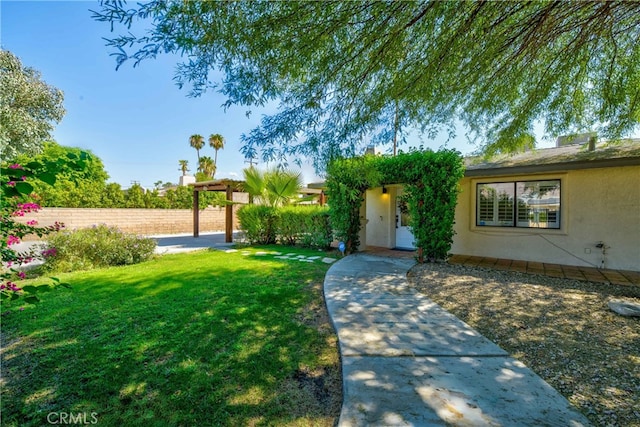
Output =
[{"x1": 1, "y1": 247, "x2": 342, "y2": 426}]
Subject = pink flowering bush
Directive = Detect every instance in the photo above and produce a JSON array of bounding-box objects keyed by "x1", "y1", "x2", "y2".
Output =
[{"x1": 1, "y1": 162, "x2": 69, "y2": 305}]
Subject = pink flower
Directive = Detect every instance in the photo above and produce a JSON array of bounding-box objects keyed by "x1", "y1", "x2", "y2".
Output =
[
  {"x1": 7, "y1": 181, "x2": 16, "y2": 187},
  {"x1": 7, "y1": 235, "x2": 20, "y2": 246},
  {"x1": 13, "y1": 203, "x2": 40, "y2": 217},
  {"x1": 26, "y1": 220, "x2": 38, "y2": 226},
  {"x1": 6, "y1": 281, "x2": 21, "y2": 292},
  {"x1": 8, "y1": 164, "x2": 23, "y2": 169},
  {"x1": 17, "y1": 203, "x2": 40, "y2": 212},
  {"x1": 21, "y1": 176, "x2": 27, "y2": 181},
  {"x1": 41, "y1": 248, "x2": 57, "y2": 258},
  {"x1": 18, "y1": 271, "x2": 26, "y2": 279}
]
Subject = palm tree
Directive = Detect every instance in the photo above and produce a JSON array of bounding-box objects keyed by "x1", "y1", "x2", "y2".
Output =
[
  {"x1": 198, "y1": 156, "x2": 216, "y2": 179},
  {"x1": 189, "y1": 134, "x2": 205, "y2": 162},
  {"x1": 178, "y1": 159, "x2": 190, "y2": 176},
  {"x1": 242, "y1": 167, "x2": 302, "y2": 207},
  {"x1": 242, "y1": 166, "x2": 266, "y2": 204},
  {"x1": 208, "y1": 133, "x2": 225, "y2": 179},
  {"x1": 264, "y1": 169, "x2": 303, "y2": 207},
  {"x1": 208, "y1": 133, "x2": 225, "y2": 163}
]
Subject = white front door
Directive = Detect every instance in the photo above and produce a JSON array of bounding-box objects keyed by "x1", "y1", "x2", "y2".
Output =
[{"x1": 395, "y1": 190, "x2": 415, "y2": 249}]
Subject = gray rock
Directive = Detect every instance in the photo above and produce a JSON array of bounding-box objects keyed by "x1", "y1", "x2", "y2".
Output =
[{"x1": 608, "y1": 299, "x2": 640, "y2": 317}]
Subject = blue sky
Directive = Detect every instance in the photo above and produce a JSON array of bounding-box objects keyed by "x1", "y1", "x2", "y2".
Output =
[
  {"x1": 2, "y1": 0, "x2": 286, "y2": 188},
  {"x1": 2, "y1": 1, "x2": 587, "y2": 188}
]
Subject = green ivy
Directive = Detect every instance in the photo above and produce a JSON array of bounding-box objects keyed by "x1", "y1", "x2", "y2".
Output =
[
  {"x1": 326, "y1": 149, "x2": 464, "y2": 262},
  {"x1": 326, "y1": 155, "x2": 382, "y2": 254}
]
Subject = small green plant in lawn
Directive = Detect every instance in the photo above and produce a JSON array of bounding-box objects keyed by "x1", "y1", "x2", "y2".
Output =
[
  {"x1": 42, "y1": 224, "x2": 157, "y2": 272},
  {"x1": 1, "y1": 247, "x2": 341, "y2": 426}
]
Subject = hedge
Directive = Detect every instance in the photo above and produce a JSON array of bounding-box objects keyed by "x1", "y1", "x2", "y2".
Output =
[{"x1": 238, "y1": 205, "x2": 332, "y2": 249}]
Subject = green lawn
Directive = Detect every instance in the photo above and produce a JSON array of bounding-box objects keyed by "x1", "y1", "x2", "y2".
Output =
[{"x1": 0, "y1": 247, "x2": 342, "y2": 426}]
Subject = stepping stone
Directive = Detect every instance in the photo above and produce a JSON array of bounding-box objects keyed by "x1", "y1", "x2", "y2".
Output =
[
  {"x1": 322, "y1": 257, "x2": 337, "y2": 264},
  {"x1": 307, "y1": 256, "x2": 321, "y2": 260},
  {"x1": 254, "y1": 251, "x2": 268, "y2": 256},
  {"x1": 224, "y1": 249, "x2": 238, "y2": 253},
  {"x1": 608, "y1": 299, "x2": 640, "y2": 317}
]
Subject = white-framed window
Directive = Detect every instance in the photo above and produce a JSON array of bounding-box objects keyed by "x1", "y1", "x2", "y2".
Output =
[{"x1": 477, "y1": 179, "x2": 561, "y2": 229}]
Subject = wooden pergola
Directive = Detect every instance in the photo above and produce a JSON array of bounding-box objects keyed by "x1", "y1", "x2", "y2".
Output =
[
  {"x1": 191, "y1": 179, "x2": 327, "y2": 242},
  {"x1": 191, "y1": 179, "x2": 245, "y2": 242}
]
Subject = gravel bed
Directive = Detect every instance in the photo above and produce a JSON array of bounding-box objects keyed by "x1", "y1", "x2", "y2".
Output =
[{"x1": 407, "y1": 262, "x2": 640, "y2": 427}]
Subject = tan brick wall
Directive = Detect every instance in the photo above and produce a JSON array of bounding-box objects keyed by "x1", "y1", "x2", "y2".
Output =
[{"x1": 16, "y1": 203, "x2": 246, "y2": 239}]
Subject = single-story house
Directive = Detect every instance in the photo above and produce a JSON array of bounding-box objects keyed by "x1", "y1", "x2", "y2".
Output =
[{"x1": 363, "y1": 138, "x2": 640, "y2": 272}]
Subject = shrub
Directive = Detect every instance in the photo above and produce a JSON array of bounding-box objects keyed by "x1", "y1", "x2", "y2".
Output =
[
  {"x1": 1, "y1": 162, "x2": 69, "y2": 305},
  {"x1": 238, "y1": 205, "x2": 332, "y2": 249},
  {"x1": 43, "y1": 225, "x2": 157, "y2": 272},
  {"x1": 301, "y1": 209, "x2": 333, "y2": 249},
  {"x1": 302, "y1": 206, "x2": 332, "y2": 249},
  {"x1": 277, "y1": 205, "x2": 332, "y2": 249},
  {"x1": 276, "y1": 207, "x2": 302, "y2": 245},
  {"x1": 237, "y1": 205, "x2": 278, "y2": 245}
]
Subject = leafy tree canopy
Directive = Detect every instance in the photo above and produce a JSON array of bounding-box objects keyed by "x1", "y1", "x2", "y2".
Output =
[
  {"x1": 94, "y1": 1, "x2": 640, "y2": 165},
  {"x1": 0, "y1": 49, "x2": 65, "y2": 158},
  {"x1": 9, "y1": 141, "x2": 109, "y2": 207}
]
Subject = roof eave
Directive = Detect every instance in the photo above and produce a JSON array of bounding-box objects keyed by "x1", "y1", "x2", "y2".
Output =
[{"x1": 464, "y1": 157, "x2": 640, "y2": 177}]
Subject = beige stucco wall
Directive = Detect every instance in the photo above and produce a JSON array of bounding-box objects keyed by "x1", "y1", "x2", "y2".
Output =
[
  {"x1": 451, "y1": 165, "x2": 640, "y2": 271},
  {"x1": 365, "y1": 186, "x2": 400, "y2": 248}
]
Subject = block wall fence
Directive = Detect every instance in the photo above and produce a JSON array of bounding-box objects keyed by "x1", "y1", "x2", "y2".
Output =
[{"x1": 17, "y1": 204, "x2": 245, "y2": 239}]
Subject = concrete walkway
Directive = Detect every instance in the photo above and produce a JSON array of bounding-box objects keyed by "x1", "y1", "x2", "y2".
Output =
[
  {"x1": 324, "y1": 253, "x2": 592, "y2": 426},
  {"x1": 151, "y1": 231, "x2": 239, "y2": 255}
]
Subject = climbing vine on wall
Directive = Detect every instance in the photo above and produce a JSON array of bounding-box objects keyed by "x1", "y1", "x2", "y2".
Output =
[
  {"x1": 325, "y1": 155, "x2": 382, "y2": 254},
  {"x1": 326, "y1": 148, "x2": 464, "y2": 262}
]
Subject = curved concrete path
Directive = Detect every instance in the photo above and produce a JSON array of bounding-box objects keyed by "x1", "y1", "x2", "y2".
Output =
[{"x1": 324, "y1": 253, "x2": 592, "y2": 426}]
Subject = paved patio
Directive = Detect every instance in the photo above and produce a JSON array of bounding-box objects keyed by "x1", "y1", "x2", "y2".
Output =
[{"x1": 361, "y1": 247, "x2": 640, "y2": 286}]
